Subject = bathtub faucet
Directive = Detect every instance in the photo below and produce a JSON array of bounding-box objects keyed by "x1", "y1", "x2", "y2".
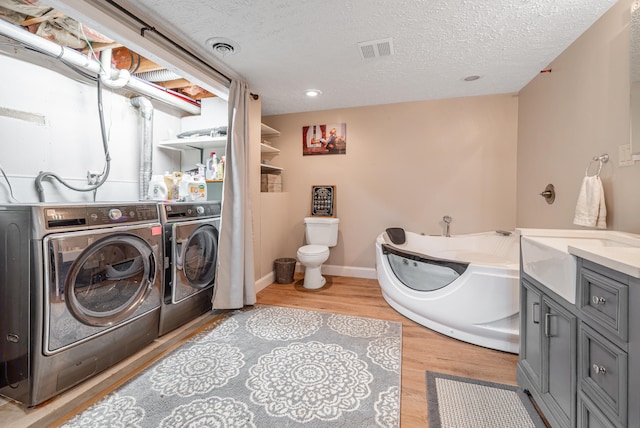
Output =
[{"x1": 443, "y1": 215, "x2": 452, "y2": 237}]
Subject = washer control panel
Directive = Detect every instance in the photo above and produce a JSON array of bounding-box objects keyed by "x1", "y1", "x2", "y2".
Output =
[{"x1": 44, "y1": 203, "x2": 159, "y2": 229}]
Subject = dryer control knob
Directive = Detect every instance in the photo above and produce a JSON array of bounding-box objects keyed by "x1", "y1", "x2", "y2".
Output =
[{"x1": 196, "y1": 206, "x2": 205, "y2": 215}]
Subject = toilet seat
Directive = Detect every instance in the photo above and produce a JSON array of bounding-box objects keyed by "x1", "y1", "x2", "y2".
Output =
[{"x1": 297, "y1": 244, "x2": 329, "y2": 256}]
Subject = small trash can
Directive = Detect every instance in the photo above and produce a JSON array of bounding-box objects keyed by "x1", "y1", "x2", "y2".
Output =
[{"x1": 274, "y1": 258, "x2": 296, "y2": 284}]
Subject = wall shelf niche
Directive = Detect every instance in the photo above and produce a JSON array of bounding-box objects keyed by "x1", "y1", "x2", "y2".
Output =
[{"x1": 260, "y1": 123, "x2": 282, "y2": 192}]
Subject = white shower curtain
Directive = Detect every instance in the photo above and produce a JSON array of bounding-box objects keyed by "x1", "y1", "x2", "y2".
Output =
[{"x1": 212, "y1": 80, "x2": 256, "y2": 309}]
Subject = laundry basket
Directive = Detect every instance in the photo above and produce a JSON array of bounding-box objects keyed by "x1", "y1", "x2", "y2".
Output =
[{"x1": 274, "y1": 258, "x2": 296, "y2": 284}]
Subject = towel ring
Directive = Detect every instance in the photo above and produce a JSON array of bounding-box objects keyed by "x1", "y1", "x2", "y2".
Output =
[{"x1": 585, "y1": 154, "x2": 609, "y2": 177}]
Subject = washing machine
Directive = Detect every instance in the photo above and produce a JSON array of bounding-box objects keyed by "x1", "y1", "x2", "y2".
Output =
[
  {"x1": 0, "y1": 202, "x2": 162, "y2": 407},
  {"x1": 158, "y1": 201, "x2": 221, "y2": 336}
]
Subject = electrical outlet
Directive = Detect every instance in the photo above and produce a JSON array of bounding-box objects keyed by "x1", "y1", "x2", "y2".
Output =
[{"x1": 619, "y1": 144, "x2": 634, "y2": 166}]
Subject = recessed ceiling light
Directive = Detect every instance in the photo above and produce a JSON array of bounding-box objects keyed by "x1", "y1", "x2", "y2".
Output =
[
  {"x1": 464, "y1": 75, "x2": 480, "y2": 81},
  {"x1": 305, "y1": 89, "x2": 322, "y2": 97}
]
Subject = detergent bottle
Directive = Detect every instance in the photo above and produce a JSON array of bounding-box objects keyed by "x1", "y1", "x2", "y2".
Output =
[
  {"x1": 179, "y1": 176, "x2": 207, "y2": 201},
  {"x1": 147, "y1": 175, "x2": 168, "y2": 200}
]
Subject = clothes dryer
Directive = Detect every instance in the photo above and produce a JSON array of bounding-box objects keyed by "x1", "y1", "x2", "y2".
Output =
[
  {"x1": 158, "y1": 201, "x2": 221, "y2": 336},
  {"x1": 0, "y1": 202, "x2": 162, "y2": 407}
]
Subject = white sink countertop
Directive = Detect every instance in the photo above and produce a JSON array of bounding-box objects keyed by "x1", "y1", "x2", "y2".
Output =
[{"x1": 517, "y1": 229, "x2": 640, "y2": 279}]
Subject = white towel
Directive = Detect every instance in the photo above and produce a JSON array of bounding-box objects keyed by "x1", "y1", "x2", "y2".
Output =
[{"x1": 573, "y1": 175, "x2": 607, "y2": 229}]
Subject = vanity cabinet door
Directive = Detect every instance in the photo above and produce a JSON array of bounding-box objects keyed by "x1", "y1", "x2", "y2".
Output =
[
  {"x1": 542, "y1": 296, "x2": 577, "y2": 428},
  {"x1": 520, "y1": 280, "x2": 543, "y2": 390},
  {"x1": 518, "y1": 276, "x2": 578, "y2": 428}
]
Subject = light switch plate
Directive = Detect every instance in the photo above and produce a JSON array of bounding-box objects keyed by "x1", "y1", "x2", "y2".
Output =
[{"x1": 619, "y1": 144, "x2": 634, "y2": 166}]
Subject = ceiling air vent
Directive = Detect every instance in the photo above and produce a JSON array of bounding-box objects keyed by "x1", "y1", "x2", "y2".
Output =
[
  {"x1": 357, "y1": 37, "x2": 394, "y2": 60},
  {"x1": 206, "y1": 37, "x2": 240, "y2": 57}
]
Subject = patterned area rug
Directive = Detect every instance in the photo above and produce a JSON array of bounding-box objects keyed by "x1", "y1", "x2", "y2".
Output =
[
  {"x1": 61, "y1": 305, "x2": 402, "y2": 427},
  {"x1": 426, "y1": 371, "x2": 546, "y2": 428}
]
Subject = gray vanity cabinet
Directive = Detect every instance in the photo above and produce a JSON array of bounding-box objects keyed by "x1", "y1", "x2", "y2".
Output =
[
  {"x1": 519, "y1": 257, "x2": 640, "y2": 428},
  {"x1": 518, "y1": 277, "x2": 577, "y2": 428}
]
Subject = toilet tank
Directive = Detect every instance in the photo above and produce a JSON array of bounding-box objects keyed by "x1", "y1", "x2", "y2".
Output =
[{"x1": 304, "y1": 217, "x2": 340, "y2": 247}]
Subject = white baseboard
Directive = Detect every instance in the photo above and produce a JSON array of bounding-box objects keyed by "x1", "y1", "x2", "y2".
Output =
[
  {"x1": 321, "y1": 264, "x2": 377, "y2": 279},
  {"x1": 255, "y1": 263, "x2": 377, "y2": 292},
  {"x1": 255, "y1": 271, "x2": 275, "y2": 293}
]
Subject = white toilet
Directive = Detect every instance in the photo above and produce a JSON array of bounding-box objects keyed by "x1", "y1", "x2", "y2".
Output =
[{"x1": 297, "y1": 217, "x2": 340, "y2": 289}]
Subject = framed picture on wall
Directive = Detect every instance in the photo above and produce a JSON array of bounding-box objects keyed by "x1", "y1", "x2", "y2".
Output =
[
  {"x1": 302, "y1": 123, "x2": 346, "y2": 156},
  {"x1": 311, "y1": 185, "x2": 336, "y2": 217}
]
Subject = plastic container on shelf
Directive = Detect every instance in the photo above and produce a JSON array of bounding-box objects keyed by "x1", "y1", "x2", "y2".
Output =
[
  {"x1": 148, "y1": 175, "x2": 168, "y2": 200},
  {"x1": 206, "y1": 152, "x2": 219, "y2": 180},
  {"x1": 217, "y1": 156, "x2": 225, "y2": 180},
  {"x1": 172, "y1": 172, "x2": 183, "y2": 200},
  {"x1": 163, "y1": 172, "x2": 175, "y2": 200},
  {"x1": 178, "y1": 177, "x2": 207, "y2": 201}
]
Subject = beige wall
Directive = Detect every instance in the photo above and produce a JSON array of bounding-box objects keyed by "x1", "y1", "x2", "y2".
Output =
[
  {"x1": 517, "y1": 0, "x2": 640, "y2": 232},
  {"x1": 263, "y1": 94, "x2": 519, "y2": 270},
  {"x1": 258, "y1": 192, "x2": 291, "y2": 279}
]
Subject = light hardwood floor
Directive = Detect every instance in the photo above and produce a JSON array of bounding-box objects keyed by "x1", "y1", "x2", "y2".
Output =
[
  {"x1": 3, "y1": 274, "x2": 519, "y2": 427},
  {"x1": 257, "y1": 274, "x2": 520, "y2": 427}
]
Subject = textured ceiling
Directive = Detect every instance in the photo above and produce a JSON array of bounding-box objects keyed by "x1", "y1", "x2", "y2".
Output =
[{"x1": 109, "y1": 0, "x2": 617, "y2": 115}]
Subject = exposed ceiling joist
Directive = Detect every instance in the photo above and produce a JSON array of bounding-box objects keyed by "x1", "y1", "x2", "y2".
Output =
[{"x1": 0, "y1": 0, "x2": 216, "y2": 101}]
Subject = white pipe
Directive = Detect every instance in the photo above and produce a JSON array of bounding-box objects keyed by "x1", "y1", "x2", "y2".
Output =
[
  {"x1": 99, "y1": 48, "x2": 129, "y2": 89},
  {"x1": 0, "y1": 19, "x2": 200, "y2": 115},
  {"x1": 130, "y1": 96, "x2": 154, "y2": 200}
]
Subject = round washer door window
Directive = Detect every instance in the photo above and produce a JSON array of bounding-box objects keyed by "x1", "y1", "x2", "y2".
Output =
[
  {"x1": 65, "y1": 233, "x2": 156, "y2": 327},
  {"x1": 179, "y1": 224, "x2": 218, "y2": 291}
]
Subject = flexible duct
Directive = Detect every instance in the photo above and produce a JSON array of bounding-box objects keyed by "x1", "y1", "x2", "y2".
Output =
[
  {"x1": 0, "y1": 18, "x2": 201, "y2": 115},
  {"x1": 130, "y1": 96, "x2": 154, "y2": 201},
  {"x1": 134, "y1": 69, "x2": 181, "y2": 83}
]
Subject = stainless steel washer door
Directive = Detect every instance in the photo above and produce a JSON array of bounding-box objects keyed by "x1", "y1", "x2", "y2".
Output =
[
  {"x1": 44, "y1": 226, "x2": 161, "y2": 354},
  {"x1": 65, "y1": 234, "x2": 154, "y2": 326},
  {"x1": 173, "y1": 222, "x2": 219, "y2": 303}
]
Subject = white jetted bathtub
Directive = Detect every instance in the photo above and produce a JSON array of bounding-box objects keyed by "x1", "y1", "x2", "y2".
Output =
[{"x1": 375, "y1": 229, "x2": 520, "y2": 353}]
